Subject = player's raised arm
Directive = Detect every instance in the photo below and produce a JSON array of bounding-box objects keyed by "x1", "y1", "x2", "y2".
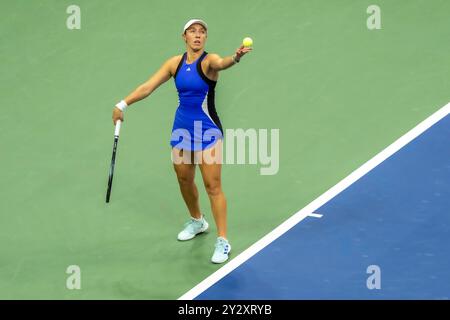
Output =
[
  {"x1": 112, "y1": 56, "x2": 178, "y2": 124},
  {"x1": 209, "y1": 43, "x2": 253, "y2": 71}
]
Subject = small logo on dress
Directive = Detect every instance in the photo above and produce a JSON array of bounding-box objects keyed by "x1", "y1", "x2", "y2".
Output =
[{"x1": 186, "y1": 67, "x2": 191, "y2": 71}]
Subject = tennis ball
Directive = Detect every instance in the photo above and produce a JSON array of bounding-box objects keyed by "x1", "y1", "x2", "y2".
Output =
[{"x1": 243, "y1": 37, "x2": 253, "y2": 47}]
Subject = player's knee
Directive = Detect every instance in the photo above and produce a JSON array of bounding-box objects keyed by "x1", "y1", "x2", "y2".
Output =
[
  {"x1": 176, "y1": 174, "x2": 194, "y2": 186},
  {"x1": 204, "y1": 181, "x2": 222, "y2": 196}
]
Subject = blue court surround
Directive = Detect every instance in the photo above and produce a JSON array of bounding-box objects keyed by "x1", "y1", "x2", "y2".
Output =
[{"x1": 197, "y1": 114, "x2": 450, "y2": 299}]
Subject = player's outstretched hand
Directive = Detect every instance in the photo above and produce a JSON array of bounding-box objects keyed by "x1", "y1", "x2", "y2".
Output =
[{"x1": 235, "y1": 45, "x2": 252, "y2": 60}]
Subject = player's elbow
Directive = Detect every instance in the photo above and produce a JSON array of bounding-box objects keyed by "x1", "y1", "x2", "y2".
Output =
[{"x1": 210, "y1": 56, "x2": 225, "y2": 71}]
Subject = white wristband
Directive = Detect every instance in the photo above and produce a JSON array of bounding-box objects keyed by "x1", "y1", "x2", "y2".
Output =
[{"x1": 115, "y1": 100, "x2": 128, "y2": 111}]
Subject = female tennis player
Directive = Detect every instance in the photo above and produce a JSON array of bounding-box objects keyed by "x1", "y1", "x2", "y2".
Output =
[{"x1": 112, "y1": 19, "x2": 252, "y2": 263}]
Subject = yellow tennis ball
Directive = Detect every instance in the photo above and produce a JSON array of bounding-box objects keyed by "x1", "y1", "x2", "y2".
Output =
[{"x1": 243, "y1": 37, "x2": 253, "y2": 47}]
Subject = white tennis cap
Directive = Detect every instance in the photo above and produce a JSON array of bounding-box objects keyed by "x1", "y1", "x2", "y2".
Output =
[{"x1": 183, "y1": 19, "x2": 208, "y2": 33}]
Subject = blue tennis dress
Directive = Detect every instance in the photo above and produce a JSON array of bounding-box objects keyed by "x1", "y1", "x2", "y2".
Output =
[{"x1": 170, "y1": 51, "x2": 223, "y2": 151}]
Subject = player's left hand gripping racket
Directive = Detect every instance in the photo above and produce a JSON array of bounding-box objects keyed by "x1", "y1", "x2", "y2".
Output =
[{"x1": 106, "y1": 120, "x2": 122, "y2": 203}]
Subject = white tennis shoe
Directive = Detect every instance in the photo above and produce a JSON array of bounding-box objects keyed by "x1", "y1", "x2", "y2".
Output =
[
  {"x1": 211, "y1": 237, "x2": 231, "y2": 264},
  {"x1": 177, "y1": 216, "x2": 209, "y2": 241}
]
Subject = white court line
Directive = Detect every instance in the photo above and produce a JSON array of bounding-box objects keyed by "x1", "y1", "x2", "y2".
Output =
[
  {"x1": 308, "y1": 213, "x2": 323, "y2": 218},
  {"x1": 179, "y1": 102, "x2": 450, "y2": 300}
]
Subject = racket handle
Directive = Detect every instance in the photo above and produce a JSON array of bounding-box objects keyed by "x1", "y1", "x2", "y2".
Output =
[{"x1": 114, "y1": 120, "x2": 122, "y2": 137}]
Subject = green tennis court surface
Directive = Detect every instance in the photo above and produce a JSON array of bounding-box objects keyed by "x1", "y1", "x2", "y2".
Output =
[{"x1": 1, "y1": 0, "x2": 449, "y2": 299}]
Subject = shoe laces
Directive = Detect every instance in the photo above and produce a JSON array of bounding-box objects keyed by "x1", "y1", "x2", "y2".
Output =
[{"x1": 184, "y1": 218, "x2": 203, "y2": 231}]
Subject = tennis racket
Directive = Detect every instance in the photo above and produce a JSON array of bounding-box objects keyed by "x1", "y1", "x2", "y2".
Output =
[{"x1": 106, "y1": 120, "x2": 122, "y2": 203}]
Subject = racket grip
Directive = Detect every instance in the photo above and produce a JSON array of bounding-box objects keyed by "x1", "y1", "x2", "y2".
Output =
[{"x1": 114, "y1": 120, "x2": 122, "y2": 136}]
